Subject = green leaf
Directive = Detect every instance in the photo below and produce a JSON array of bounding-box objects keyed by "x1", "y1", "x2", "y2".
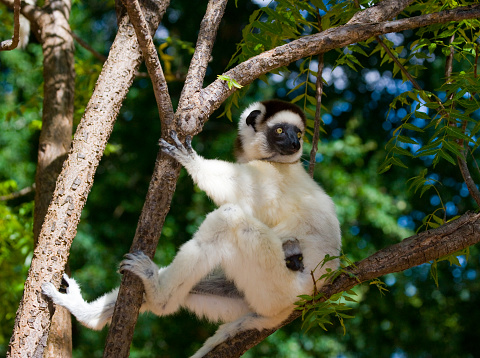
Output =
[{"x1": 414, "y1": 111, "x2": 430, "y2": 120}]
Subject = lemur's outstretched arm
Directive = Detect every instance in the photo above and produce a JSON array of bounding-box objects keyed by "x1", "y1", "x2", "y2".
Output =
[{"x1": 160, "y1": 131, "x2": 248, "y2": 206}]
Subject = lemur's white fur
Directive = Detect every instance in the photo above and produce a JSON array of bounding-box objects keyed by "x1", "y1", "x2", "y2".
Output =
[{"x1": 42, "y1": 100, "x2": 341, "y2": 358}]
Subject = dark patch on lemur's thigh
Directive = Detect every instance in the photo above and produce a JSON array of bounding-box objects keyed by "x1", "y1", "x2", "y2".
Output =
[{"x1": 191, "y1": 268, "x2": 244, "y2": 299}]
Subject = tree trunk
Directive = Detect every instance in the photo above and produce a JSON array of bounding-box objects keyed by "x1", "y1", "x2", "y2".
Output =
[
  {"x1": 6, "y1": 0, "x2": 166, "y2": 356},
  {"x1": 35, "y1": 0, "x2": 75, "y2": 356}
]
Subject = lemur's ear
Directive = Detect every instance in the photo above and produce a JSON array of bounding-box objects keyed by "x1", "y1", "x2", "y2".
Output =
[{"x1": 245, "y1": 110, "x2": 262, "y2": 131}]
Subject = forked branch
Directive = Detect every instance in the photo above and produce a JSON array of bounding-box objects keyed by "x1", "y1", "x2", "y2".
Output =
[{"x1": 195, "y1": 4, "x2": 480, "y2": 125}]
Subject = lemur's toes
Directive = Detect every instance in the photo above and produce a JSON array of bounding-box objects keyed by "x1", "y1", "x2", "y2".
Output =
[{"x1": 185, "y1": 136, "x2": 193, "y2": 153}]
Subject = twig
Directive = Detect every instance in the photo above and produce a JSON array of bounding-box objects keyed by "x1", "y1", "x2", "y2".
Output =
[
  {"x1": 376, "y1": 35, "x2": 422, "y2": 90},
  {"x1": 72, "y1": 32, "x2": 154, "y2": 78},
  {"x1": 0, "y1": 184, "x2": 35, "y2": 201},
  {"x1": 443, "y1": 35, "x2": 480, "y2": 207},
  {"x1": 0, "y1": 0, "x2": 20, "y2": 51},
  {"x1": 377, "y1": 30, "x2": 480, "y2": 207},
  {"x1": 457, "y1": 156, "x2": 480, "y2": 206},
  {"x1": 71, "y1": 32, "x2": 107, "y2": 62},
  {"x1": 308, "y1": 11, "x2": 325, "y2": 178}
]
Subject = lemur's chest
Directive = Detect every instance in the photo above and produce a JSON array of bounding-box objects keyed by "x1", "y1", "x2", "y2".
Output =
[{"x1": 241, "y1": 162, "x2": 307, "y2": 228}]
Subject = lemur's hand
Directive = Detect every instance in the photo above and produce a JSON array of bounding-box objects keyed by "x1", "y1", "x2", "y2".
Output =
[{"x1": 159, "y1": 130, "x2": 195, "y2": 165}]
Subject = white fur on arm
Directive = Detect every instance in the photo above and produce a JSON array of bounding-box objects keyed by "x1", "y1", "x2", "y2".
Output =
[{"x1": 184, "y1": 156, "x2": 246, "y2": 206}]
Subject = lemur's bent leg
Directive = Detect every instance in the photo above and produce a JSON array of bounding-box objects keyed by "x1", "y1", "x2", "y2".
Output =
[
  {"x1": 120, "y1": 203, "x2": 249, "y2": 316},
  {"x1": 121, "y1": 204, "x2": 301, "y2": 319},
  {"x1": 182, "y1": 293, "x2": 252, "y2": 323}
]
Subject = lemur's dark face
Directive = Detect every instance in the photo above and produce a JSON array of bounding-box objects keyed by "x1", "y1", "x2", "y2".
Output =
[
  {"x1": 266, "y1": 123, "x2": 303, "y2": 156},
  {"x1": 235, "y1": 100, "x2": 306, "y2": 163}
]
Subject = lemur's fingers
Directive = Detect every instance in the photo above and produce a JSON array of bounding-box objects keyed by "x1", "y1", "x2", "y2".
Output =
[{"x1": 119, "y1": 251, "x2": 157, "y2": 280}]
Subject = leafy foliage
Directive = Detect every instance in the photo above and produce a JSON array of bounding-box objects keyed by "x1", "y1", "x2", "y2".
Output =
[
  {"x1": 0, "y1": 181, "x2": 33, "y2": 346},
  {"x1": 1, "y1": 0, "x2": 480, "y2": 357}
]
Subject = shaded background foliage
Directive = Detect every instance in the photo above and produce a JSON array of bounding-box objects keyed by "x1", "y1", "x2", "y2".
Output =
[{"x1": 1, "y1": 0, "x2": 479, "y2": 357}]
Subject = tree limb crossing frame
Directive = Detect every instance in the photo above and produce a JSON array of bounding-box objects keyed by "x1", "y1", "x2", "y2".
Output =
[{"x1": 4, "y1": 0, "x2": 480, "y2": 357}]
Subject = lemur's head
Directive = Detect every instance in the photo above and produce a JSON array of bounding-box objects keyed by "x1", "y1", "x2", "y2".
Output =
[{"x1": 235, "y1": 100, "x2": 306, "y2": 163}]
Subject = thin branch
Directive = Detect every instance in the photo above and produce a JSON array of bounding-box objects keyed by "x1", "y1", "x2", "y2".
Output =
[
  {"x1": 443, "y1": 35, "x2": 480, "y2": 207},
  {"x1": 457, "y1": 156, "x2": 480, "y2": 206},
  {"x1": 309, "y1": 11, "x2": 325, "y2": 178},
  {"x1": 177, "y1": 0, "x2": 229, "y2": 120},
  {"x1": 71, "y1": 32, "x2": 107, "y2": 62},
  {"x1": 376, "y1": 35, "x2": 422, "y2": 90},
  {"x1": 0, "y1": 0, "x2": 20, "y2": 51},
  {"x1": 122, "y1": 0, "x2": 174, "y2": 130},
  {"x1": 205, "y1": 211, "x2": 480, "y2": 357},
  {"x1": 192, "y1": 4, "x2": 480, "y2": 130},
  {"x1": 0, "y1": 184, "x2": 35, "y2": 201}
]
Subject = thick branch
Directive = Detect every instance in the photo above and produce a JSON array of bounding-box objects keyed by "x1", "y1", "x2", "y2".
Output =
[
  {"x1": 33, "y1": 0, "x2": 76, "y2": 355},
  {"x1": 0, "y1": 0, "x2": 20, "y2": 50},
  {"x1": 6, "y1": 2, "x2": 167, "y2": 357},
  {"x1": 206, "y1": 211, "x2": 480, "y2": 357},
  {"x1": 190, "y1": 4, "x2": 480, "y2": 129},
  {"x1": 348, "y1": 0, "x2": 414, "y2": 24}
]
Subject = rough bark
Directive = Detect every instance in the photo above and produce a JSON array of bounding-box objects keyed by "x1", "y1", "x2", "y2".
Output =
[
  {"x1": 103, "y1": 0, "x2": 227, "y2": 356},
  {"x1": 6, "y1": 1, "x2": 167, "y2": 357},
  {"x1": 101, "y1": 4, "x2": 176, "y2": 356},
  {"x1": 193, "y1": 4, "x2": 480, "y2": 130},
  {"x1": 3, "y1": 0, "x2": 480, "y2": 357},
  {"x1": 205, "y1": 211, "x2": 480, "y2": 358},
  {"x1": 34, "y1": 0, "x2": 76, "y2": 355}
]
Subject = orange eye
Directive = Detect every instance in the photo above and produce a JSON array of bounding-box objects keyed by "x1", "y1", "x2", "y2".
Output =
[
  {"x1": 276, "y1": 128, "x2": 283, "y2": 134},
  {"x1": 297, "y1": 132, "x2": 302, "y2": 139}
]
